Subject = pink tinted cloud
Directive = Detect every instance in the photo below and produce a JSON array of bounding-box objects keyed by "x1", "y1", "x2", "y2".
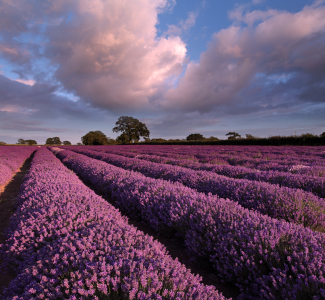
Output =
[
  {"x1": 0, "y1": 0, "x2": 186, "y2": 111},
  {"x1": 164, "y1": 2, "x2": 325, "y2": 113},
  {"x1": 45, "y1": 0, "x2": 187, "y2": 111},
  {"x1": 1, "y1": 0, "x2": 325, "y2": 118}
]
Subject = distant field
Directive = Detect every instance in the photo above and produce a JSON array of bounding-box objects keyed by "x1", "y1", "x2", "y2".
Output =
[{"x1": 1, "y1": 145, "x2": 325, "y2": 299}]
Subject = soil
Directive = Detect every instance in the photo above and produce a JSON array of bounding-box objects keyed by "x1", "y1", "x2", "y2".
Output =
[{"x1": 0, "y1": 152, "x2": 35, "y2": 296}]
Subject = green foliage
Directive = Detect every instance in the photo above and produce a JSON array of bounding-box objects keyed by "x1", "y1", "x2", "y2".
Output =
[
  {"x1": 46, "y1": 137, "x2": 62, "y2": 145},
  {"x1": 46, "y1": 138, "x2": 54, "y2": 145},
  {"x1": 151, "y1": 138, "x2": 167, "y2": 143},
  {"x1": 25, "y1": 139, "x2": 37, "y2": 145},
  {"x1": 207, "y1": 136, "x2": 219, "y2": 141},
  {"x1": 301, "y1": 133, "x2": 318, "y2": 138},
  {"x1": 246, "y1": 134, "x2": 255, "y2": 139},
  {"x1": 63, "y1": 140, "x2": 72, "y2": 145},
  {"x1": 116, "y1": 133, "x2": 129, "y2": 144},
  {"x1": 77, "y1": 142, "x2": 82, "y2": 145},
  {"x1": 0, "y1": 141, "x2": 6, "y2": 145},
  {"x1": 17, "y1": 138, "x2": 26, "y2": 144},
  {"x1": 143, "y1": 133, "x2": 325, "y2": 146},
  {"x1": 81, "y1": 131, "x2": 110, "y2": 145},
  {"x1": 107, "y1": 138, "x2": 116, "y2": 145},
  {"x1": 226, "y1": 132, "x2": 241, "y2": 140},
  {"x1": 113, "y1": 116, "x2": 150, "y2": 143},
  {"x1": 186, "y1": 133, "x2": 205, "y2": 141},
  {"x1": 16, "y1": 139, "x2": 37, "y2": 145}
]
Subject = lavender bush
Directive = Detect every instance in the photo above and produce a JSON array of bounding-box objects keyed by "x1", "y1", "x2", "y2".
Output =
[
  {"x1": 94, "y1": 149, "x2": 325, "y2": 198},
  {"x1": 64, "y1": 147, "x2": 325, "y2": 232},
  {"x1": 52, "y1": 147, "x2": 325, "y2": 299},
  {"x1": 0, "y1": 146, "x2": 36, "y2": 185},
  {"x1": 1, "y1": 147, "x2": 226, "y2": 300},
  {"x1": 90, "y1": 145, "x2": 325, "y2": 176}
]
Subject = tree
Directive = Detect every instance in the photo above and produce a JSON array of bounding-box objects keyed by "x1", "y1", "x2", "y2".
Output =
[
  {"x1": 151, "y1": 138, "x2": 167, "y2": 143},
  {"x1": 245, "y1": 134, "x2": 255, "y2": 139},
  {"x1": 320, "y1": 132, "x2": 325, "y2": 138},
  {"x1": 116, "y1": 133, "x2": 129, "y2": 144},
  {"x1": 17, "y1": 139, "x2": 37, "y2": 145},
  {"x1": 53, "y1": 137, "x2": 62, "y2": 145},
  {"x1": 46, "y1": 137, "x2": 61, "y2": 145},
  {"x1": 63, "y1": 141, "x2": 72, "y2": 145},
  {"x1": 0, "y1": 141, "x2": 6, "y2": 145},
  {"x1": 107, "y1": 138, "x2": 116, "y2": 145},
  {"x1": 113, "y1": 116, "x2": 150, "y2": 143},
  {"x1": 77, "y1": 142, "x2": 82, "y2": 145},
  {"x1": 186, "y1": 133, "x2": 205, "y2": 141},
  {"x1": 17, "y1": 139, "x2": 26, "y2": 144},
  {"x1": 46, "y1": 138, "x2": 54, "y2": 145},
  {"x1": 207, "y1": 136, "x2": 219, "y2": 141},
  {"x1": 81, "y1": 131, "x2": 109, "y2": 145},
  {"x1": 25, "y1": 139, "x2": 37, "y2": 145},
  {"x1": 226, "y1": 132, "x2": 241, "y2": 140},
  {"x1": 301, "y1": 133, "x2": 317, "y2": 138}
]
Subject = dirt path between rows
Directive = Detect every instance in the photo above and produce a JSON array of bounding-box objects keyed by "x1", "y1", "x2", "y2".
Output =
[
  {"x1": 126, "y1": 215, "x2": 241, "y2": 299},
  {"x1": 0, "y1": 152, "x2": 35, "y2": 296}
]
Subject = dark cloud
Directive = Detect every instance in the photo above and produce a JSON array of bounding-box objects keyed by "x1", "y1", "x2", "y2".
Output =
[
  {"x1": 0, "y1": 117, "x2": 77, "y2": 132},
  {"x1": 0, "y1": 74, "x2": 104, "y2": 120}
]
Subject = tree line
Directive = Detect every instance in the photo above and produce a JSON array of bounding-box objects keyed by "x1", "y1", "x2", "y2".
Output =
[
  {"x1": 2, "y1": 116, "x2": 324, "y2": 146},
  {"x1": 14, "y1": 138, "x2": 72, "y2": 145}
]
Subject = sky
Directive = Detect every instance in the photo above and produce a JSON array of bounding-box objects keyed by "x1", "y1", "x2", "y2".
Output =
[{"x1": 0, "y1": 0, "x2": 324, "y2": 144}]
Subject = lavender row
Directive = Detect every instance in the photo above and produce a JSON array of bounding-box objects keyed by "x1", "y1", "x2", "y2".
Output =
[
  {"x1": 120, "y1": 145, "x2": 325, "y2": 159},
  {"x1": 139, "y1": 145, "x2": 325, "y2": 161},
  {"x1": 1, "y1": 147, "x2": 225, "y2": 300},
  {"x1": 119, "y1": 145, "x2": 325, "y2": 171},
  {"x1": 96, "y1": 149, "x2": 325, "y2": 198},
  {"x1": 138, "y1": 148, "x2": 325, "y2": 176},
  {"x1": 94, "y1": 145, "x2": 325, "y2": 158},
  {"x1": 52, "y1": 147, "x2": 325, "y2": 299},
  {"x1": 65, "y1": 147, "x2": 325, "y2": 233},
  {"x1": 79, "y1": 146, "x2": 325, "y2": 197},
  {"x1": 87, "y1": 145, "x2": 325, "y2": 177},
  {"x1": 0, "y1": 146, "x2": 37, "y2": 185}
]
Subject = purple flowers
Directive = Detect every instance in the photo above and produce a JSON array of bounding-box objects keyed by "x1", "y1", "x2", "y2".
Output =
[
  {"x1": 1, "y1": 147, "x2": 226, "y2": 299},
  {"x1": 0, "y1": 146, "x2": 36, "y2": 185},
  {"x1": 52, "y1": 146, "x2": 325, "y2": 299},
  {"x1": 63, "y1": 146, "x2": 325, "y2": 232}
]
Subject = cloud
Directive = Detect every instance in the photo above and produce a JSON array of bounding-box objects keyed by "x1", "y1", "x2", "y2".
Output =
[
  {"x1": 166, "y1": 11, "x2": 198, "y2": 36},
  {"x1": 0, "y1": 117, "x2": 77, "y2": 132},
  {"x1": 0, "y1": 0, "x2": 187, "y2": 112},
  {"x1": 0, "y1": 104, "x2": 37, "y2": 114},
  {"x1": 14, "y1": 78, "x2": 35, "y2": 86},
  {"x1": 142, "y1": 112, "x2": 221, "y2": 138},
  {"x1": 163, "y1": 2, "x2": 325, "y2": 115},
  {"x1": 0, "y1": 74, "x2": 103, "y2": 120},
  {"x1": 0, "y1": 0, "x2": 324, "y2": 140}
]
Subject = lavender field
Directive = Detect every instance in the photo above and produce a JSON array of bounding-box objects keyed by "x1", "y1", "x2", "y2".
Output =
[{"x1": 1, "y1": 145, "x2": 325, "y2": 299}]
